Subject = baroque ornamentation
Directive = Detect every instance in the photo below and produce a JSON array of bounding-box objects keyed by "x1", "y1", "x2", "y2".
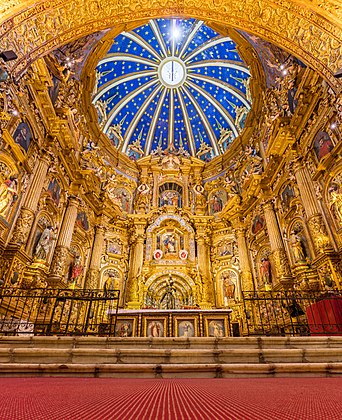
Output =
[
  {"x1": 10, "y1": 208, "x2": 34, "y2": 245},
  {"x1": 50, "y1": 245, "x2": 69, "y2": 277},
  {"x1": 0, "y1": 1, "x2": 341, "y2": 90}
]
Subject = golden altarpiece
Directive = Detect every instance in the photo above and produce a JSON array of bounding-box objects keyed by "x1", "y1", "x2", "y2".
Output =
[{"x1": 0, "y1": 11, "x2": 341, "y2": 338}]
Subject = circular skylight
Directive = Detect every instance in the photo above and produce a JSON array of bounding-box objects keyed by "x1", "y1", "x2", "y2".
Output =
[{"x1": 92, "y1": 18, "x2": 252, "y2": 161}]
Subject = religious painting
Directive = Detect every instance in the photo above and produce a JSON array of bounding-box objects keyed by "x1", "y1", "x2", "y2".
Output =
[
  {"x1": 162, "y1": 232, "x2": 177, "y2": 255},
  {"x1": 76, "y1": 211, "x2": 89, "y2": 231},
  {"x1": 112, "y1": 187, "x2": 132, "y2": 213},
  {"x1": 13, "y1": 121, "x2": 32, "y2": 152},
  {"x1": 0, "y1": 171, "x2": 18, "y2": 222},
  {"x1": 218, "y1": 241, "x2": 233, "y2": 257},
  {"x1": 281, "y1": 184, "x2": 295, "y2": 210},
  {"x1": 204, "y1": 316, "x2": 229, "y2": 338},
  {"x1": 221, "y1": 270, "x2": 238, "y2": 304},
  {"x1": 208, "y1": 190, "x2": 227, "y2": 214},
  {"x1": 144, "y1": 317, "x2": 167, "y2": 338},
  {"x1": 175, "y1": 317, "x2": 198, "y2": 337},
  {"x1": 251, "y1": 215, "x2": 265, "y2": 235},
  {"x1": 115, "y1": 318, "x2": 136, "y2": 337},
  {"x1": 47, "y1": 178, "x2": 61, "y2": 206},
  {"x1": 159, "y1": 190, "x2": 182, "y2": 207},
  {"x1": 107, "y1": 241, "x2": 122, "y2": 255},
  {"x1": 159, "y1": 183, "x2": 182, "y2": 207},
  {"x1": 313, "y1": 131, "x2": 334, "y2": 161}
]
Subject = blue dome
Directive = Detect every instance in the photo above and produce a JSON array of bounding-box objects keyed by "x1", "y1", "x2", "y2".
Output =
[{"x1": 92, "y1": 18, "x2": 252, "y2": 161}]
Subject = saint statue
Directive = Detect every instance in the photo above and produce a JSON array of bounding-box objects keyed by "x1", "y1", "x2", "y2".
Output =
[
  {"x1": 259, "y1": 258, "x2": 272, "y2": 286},
  {"x1": 70, "y1": 255, "x2": 83, "y2": 285},
  {"x1": 160, "y1": 276, "x2": 176, "y2": 309},
  {"x1": 34, "y1": 226, "x2": 56, "y2": 261},
  {"x1": 0, "y1": 175, "x2": 18, "y2": 219},
  {"x1": 288, "y1": 231, "x2": 306, "y2": 262}
]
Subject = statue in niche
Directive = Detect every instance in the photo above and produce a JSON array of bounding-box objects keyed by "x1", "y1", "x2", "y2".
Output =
[
  {"x1": 135, "y1": 182, "x2": 151, "y2": 213},
  {"x1": 0, "y1": 175, "x2": 18, "y2": 219},
  {"x1": 34, "y1": 226, "x2": 56, "y2": 261},
  {"x1": 259, "y1": 258, "x2": 272, "y2": 287},
  {"x1": 222, "y1": 271, "x2": 237, "y2": 305},
  {"x1": 328, "y1": 181, "x2": 342, "y2": 224},
  {"x1": 288, "y1": 231, "x2": 306, "y2": 263},
  {"x1": 160, "y1": 276, "x2": 176, "y2": 309},
  {"x1": 69, "y1": 255, "x2": 83, "y2": 286}
]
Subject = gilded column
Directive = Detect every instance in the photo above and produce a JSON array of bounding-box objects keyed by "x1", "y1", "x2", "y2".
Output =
[
  {"x1": 126, "y1": 222, "x2": 145, "y2": 308},
  {"x1": 11, "y1": 154, "x2": 51, "y2": 245},
  {"x1": 234, "y1": 226, "x2": 254, "y2": 292},
  {"x1": 49, "y1": 195, "x2": 79, "y2": 281},
  {"x1": 85, "y1": 224, "x2": 105, "y2": 289},
  {"x1": 195, "y1": 222, "x2": 214, "y2": 307},
  {"x1": 263, "y1": 201, "x2": 292, "y2": 287},
  {"x1": 293, "y1": 159, "x2": 331, "y2": 254}
]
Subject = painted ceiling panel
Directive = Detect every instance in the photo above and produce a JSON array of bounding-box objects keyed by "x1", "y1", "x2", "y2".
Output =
[{"x1": 93, "y1": 18, "x2": 252, "y2": 161}]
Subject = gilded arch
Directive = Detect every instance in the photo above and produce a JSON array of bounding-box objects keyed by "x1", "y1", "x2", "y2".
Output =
[{"x1": 0, "y1": 1, "x2": 341, "y2": 91}]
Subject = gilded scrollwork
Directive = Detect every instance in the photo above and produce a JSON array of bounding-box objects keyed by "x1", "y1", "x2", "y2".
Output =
[{"x1": 0, "y1": 0, "x2": 341, "y2": 90}]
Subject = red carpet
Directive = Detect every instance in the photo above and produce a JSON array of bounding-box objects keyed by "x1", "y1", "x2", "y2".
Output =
[{"x1": 0, "y1": 378, "x2": 341, "y2": 419}]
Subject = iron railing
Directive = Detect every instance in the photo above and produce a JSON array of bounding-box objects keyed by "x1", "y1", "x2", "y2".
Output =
[
  {"x1": 0, "y1": 288, "x2": 120, "y2": 336},
  {"x1": 243, "y1": 290, "x2": 342, "y2": 336}
]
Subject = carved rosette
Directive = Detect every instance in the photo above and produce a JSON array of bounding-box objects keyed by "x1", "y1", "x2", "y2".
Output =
[
  {"x1": 307, "y1": 215, "x2": 331, "y2": 253},
  {"x1": 85, "y1": 269, "x2": 99, "y2": 289},
  {"x1": 11, "y1": 208, "x2": 35, "y2": 245},
  {"x1": 50, "y1": 245, "x2": 69, "y2": 278}
]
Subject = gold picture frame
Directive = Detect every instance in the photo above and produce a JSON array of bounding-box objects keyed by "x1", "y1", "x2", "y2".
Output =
[
  {"x1": 143, "y1": 316, "x2": 168, "y2": 337},
  {"x1": 203, "y1": 315, "x2": 230, "y2": 338},
  {"x1": 174, "y1": 316, "x2": 198, "y2": 337},
  {"x1": 114, "y1": 316, "x2": 138, "y2": 337}
]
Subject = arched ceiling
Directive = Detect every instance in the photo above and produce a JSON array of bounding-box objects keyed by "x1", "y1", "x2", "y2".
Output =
[
  {"x1": 92, "y1": 18, "x2": 251, "y2": 161},
  {"x1": 0, "y1": 1, "x2": 341, "y2": 92}
]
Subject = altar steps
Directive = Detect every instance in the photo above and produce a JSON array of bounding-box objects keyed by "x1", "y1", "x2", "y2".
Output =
[{"x1": 0, "y1": 336, "x2": 342, "y2": 378}]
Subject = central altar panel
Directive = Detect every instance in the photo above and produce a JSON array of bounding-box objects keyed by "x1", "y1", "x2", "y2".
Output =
[{"x1": 111, "y1": 309, "x2": 233, "y2": 338}]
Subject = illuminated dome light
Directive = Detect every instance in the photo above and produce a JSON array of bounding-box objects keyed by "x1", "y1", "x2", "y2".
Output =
[
  {"x1": 92, "y1": 18, "x2": 252, "y2": 162},
  {"x1": 158, "y1": 57, "x2": 187, "y2": 88}
]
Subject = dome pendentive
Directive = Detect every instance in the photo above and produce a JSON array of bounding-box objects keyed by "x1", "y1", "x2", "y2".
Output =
[{"x1": 92, "y1": 18, "x2": 252, "y2": 161}]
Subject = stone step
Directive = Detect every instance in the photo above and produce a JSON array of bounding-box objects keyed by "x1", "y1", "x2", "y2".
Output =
[
  {"x1": 0, "y1": 362, "x2": 341, "y2": 378},
  {"x1": 1, "y1": 336, "x2": 342, "y2": 349},
  {"x1": 1, "y1": 347, "x2": 342, "y2": 365}
]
